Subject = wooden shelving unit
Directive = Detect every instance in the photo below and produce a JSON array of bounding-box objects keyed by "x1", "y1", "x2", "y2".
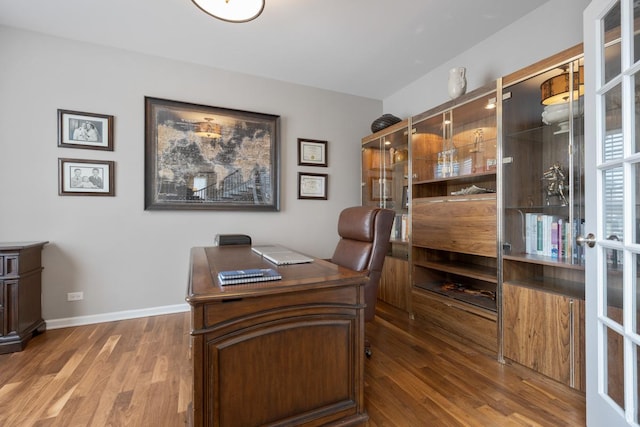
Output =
[{"x1": 409, "y1": 85, "x2": 499, "y2": 353}]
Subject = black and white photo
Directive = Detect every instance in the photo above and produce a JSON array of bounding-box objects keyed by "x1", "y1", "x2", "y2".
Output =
[
  {"x1": 58, "y1": 109, "x2": 114, "y2": 150},
  {"x1": 59, "y1": 158, "x2": 115, "y2": 196}
]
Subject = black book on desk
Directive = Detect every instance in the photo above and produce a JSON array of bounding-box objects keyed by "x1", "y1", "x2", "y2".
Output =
[{"x1": 217, "y1": 268, "x2": 282, "y2": 286}]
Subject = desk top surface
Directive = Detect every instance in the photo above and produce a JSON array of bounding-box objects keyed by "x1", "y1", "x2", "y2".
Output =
[{"x1": 186, "y1": 245, "x2": 367, "y2": 303}]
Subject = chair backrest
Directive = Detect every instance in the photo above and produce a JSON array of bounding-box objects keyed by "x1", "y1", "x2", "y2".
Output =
[{"x1": 330, "y1": 206, "x2": 395, "y2": 321}]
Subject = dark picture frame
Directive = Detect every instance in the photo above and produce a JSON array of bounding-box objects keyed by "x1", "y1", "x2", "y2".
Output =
[
  {"x1": 371, "y1": 176, "x2": 392, "y2": 201},
  {"x1": 58, "y1": 109, "x2": 114, "y2": 151},
  {"x1": 298, "y1": 172, "x2": 327, "y2": 200},
  {"x1": 58, "y1": 158, "x2": 115, "y2": 196},
  {"x1": 144, "y1": 97, "x2": 280, "y2": 210},
  {"x1": 402, "y1": 185, "x2": 409, "y2": 208},
  {"x1": 297, "y1": 138, "x2": 327, "y2": 167}
]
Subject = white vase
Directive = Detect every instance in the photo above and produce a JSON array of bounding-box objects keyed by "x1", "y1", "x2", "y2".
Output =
[{"x1": 448, "y1": 67, "x2": 467, "y2": 99}]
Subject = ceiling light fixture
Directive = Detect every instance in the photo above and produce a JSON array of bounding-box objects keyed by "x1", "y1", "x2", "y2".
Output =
[
  {"x1": 540, "y1": 66, "x2": 584, "y2": 105},
  {"x1": 191, "y1": 0, "x2": 265, "y2": 23}
]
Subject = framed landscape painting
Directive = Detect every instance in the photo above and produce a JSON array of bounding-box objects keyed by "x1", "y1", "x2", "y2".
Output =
[{"x1": 144, "y1": 97, "x2": 280, "y2": 210}]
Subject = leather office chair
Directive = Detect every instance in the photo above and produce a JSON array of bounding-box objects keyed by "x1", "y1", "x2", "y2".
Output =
[{"x1": 330, "y1": 206, "x2": 394, "y2": 357}]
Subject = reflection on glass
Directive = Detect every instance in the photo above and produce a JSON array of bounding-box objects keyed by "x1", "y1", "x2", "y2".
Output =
[
  {"x1": 635, "y1": 253, "x2": 640, "y2": 334},
  {"x1": 604, "y1": 167, "x2": 625, "y2": 247},
  {"x1": 636, "y1": 163, "x2": 640, "y2": 244},
  {"x1": 604, "y1": 1, "x2": 621, "y2": 84},
  {"x1": 635, "y1": 1, "x2": 640, "y2": 64},
  {"x1": 604, "y1": 84, "x2": 623, "y2": 162},
  {"x1": 606, "y1": 247, "x2": 624, "y2": 322},
  {"x1": 636, "y1": 74, "x2": 640, "y2": 154},
  {"x1": 606, "y1": 326, "x2": 625, "y2": 410}
]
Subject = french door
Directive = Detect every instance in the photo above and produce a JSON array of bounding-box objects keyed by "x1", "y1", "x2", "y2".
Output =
[{"x1": 584, "y1": 0, "x2": 640, "y2": 425}]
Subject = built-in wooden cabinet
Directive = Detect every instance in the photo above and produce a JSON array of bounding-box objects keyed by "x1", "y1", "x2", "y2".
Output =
[
  {"x1": 360, "y1": 45, "x2": 588, "y2": 391},
  {"x1": 502, "y1": 283, "x2": 585, "y2": 390},
  {"x1": 362, "y1": 120, "x2": 411, "y2": 312},
  {"x1": 410, "y1": 85, "x2": 498, "y2": 352},
  {"x1": 500, "y1": 45, "x2": 585, "y2": 389}
]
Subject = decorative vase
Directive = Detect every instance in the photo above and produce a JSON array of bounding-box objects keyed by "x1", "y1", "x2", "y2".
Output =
[
  {"x1": 370, "y1": 113, "x2": 402, "y2": 133},
  {"x1": 448, "y1": 67, "x2": 467, "y2": 99}
]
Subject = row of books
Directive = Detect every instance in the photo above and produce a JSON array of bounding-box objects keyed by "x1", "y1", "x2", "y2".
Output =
[
  {"x1": 392, "y1": 214, "x2": 409, "y2": 242},
  {"x1": 524, "y1": 213, "x2": 584, "y2": 262}
]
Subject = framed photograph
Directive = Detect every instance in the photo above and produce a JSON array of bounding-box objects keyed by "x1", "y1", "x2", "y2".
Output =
[
  {"x1": 58, "y1": 158, "x2": 115, "y2": 196},
  {"x1": 298, "y1": 172, "x2": 327, "y2": 200},
  {"x1": 371, "y1": 177, "x2": 392, "y2": 201},
  {"x1": 297, "y1": 138, "x2": 327, "y2": 167},
  {"x1": 144, "y1": 97, "x2": 280, "y2": 210},
  {"x1": 402, "y1": 185, "x2": 409, "y2": 208},
  {"x1": 58, "y1": 109, "x2": 114, "y2": 151}
]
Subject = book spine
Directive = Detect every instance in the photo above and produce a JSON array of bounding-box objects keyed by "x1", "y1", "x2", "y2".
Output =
[
  {"x1": 551, "y1": 220, "x2": 559, "y2": 259},
  {"x1": 536, "y1": 215, "x2": 543, "y2": 255}
]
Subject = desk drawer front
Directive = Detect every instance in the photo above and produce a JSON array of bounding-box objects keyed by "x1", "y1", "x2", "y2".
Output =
[{"x1": 203, "y1": 286, "x2": 360, "y2": 329}]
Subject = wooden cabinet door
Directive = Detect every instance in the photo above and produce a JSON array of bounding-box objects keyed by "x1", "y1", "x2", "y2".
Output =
[
  {"x1": 378, "y1": 257, "x2": 409, "y2": 311},
  {"x1": 503, "y1": 283, "x2": 583, "y2": 389}
]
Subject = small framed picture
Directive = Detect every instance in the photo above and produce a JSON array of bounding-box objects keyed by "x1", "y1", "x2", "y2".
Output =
[
  {"x1": 298, "y1": 172, "x2": 327, "y2": 200},
  {"x1": 58, "y1": 109, "x2": 114, "y2": 151},
  {"x1": 371, "y1": 177, "x2": 392, "y2": 201},
  {"x1": 402, "y1": 185, "x2": 409, "y2": 208},
  {"x1": 297, "y1": 138, "x2": 327, "y2": 167},
  {"x1": 58, "y1": 158, "x2": 115, "y2": 196}
]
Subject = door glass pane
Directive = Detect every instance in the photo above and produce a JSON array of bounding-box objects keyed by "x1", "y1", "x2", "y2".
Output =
[
  {"x1": 635, "y1": 1, "x2": 640, "y2": 64},
  {"x1": 635, "y1": 252, "x2": 640, "y2": 334},
  {"x1": 635, "y1": 162, "x2": 640, "y2": 243},
  {"x1": 604, "y1": 166, "x2": 625, "y2": 241},
  {"x1": 636, "y1": 74, "x2": 640, "y2": 154},
  {"x1": 606, "y1": 326, "x2": 625, "y2": 410},
  {"x1": 606, "y1": 247, "x2": 624, "y2": 321},
  {"x1": 604, "y1": 84, "x2": 623, "y2": 162},
  {"x1": 604, "y1": 1, "x2": 621, "y2": 84}
]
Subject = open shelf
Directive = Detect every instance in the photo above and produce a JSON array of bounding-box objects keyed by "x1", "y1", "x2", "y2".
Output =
[{"x1": 414, "y1": 281, "x2": 497, "y2": 312}]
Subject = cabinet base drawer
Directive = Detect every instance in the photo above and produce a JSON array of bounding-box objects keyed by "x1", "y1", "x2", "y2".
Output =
[{"x1": 411, "y1": 288, "x2": 497, "y2": 353}]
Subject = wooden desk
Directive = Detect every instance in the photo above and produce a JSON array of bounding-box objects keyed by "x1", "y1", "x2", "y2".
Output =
[{"x1": 186, "y1": 246, "x2": 369, "y2": 427}]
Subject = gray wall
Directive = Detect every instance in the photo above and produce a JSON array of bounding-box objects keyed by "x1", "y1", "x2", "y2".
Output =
[
  {"x1": 0, "y1": 26, "x2": 380, "y2": 323},
  {"x1": 384, "y1": 0, "x2": 590, "y2": 118}
]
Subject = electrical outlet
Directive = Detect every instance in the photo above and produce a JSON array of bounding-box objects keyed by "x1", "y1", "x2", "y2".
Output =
[{"x1": 67, "y1": 292, "x2": 83, "y2": 301}]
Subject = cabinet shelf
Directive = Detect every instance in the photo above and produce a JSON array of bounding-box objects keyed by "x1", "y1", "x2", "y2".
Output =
[
  {"x1": 414, "y1": 281, "x2": 497, "y2": 312},
  {"x1": 413, "y1": 259, "x2": 497, "y2": 283},
  {"x1": 412, "y1": 171, "x2": 496, "y2": 186},
  {"x1": 503, "y1": 253, "x2": 584, "y2": 270}
]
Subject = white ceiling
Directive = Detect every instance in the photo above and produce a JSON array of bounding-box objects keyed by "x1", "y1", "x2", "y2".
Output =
[{"x1": 0, "y1": 0, "x2": 550, "y2": 100}]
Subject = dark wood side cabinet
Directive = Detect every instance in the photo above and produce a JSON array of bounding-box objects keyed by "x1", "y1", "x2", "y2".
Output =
[
  {"x1": 0, "y1": 241, "x2": 48, "y2": 354},
  {"x1": 186, "y1": 246, "x2": 369, "y2": 427}
]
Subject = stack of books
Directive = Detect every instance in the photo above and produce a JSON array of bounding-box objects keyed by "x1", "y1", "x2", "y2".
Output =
[{"x1": 217, "y1": 268, "x2": 282, "y2": 286}]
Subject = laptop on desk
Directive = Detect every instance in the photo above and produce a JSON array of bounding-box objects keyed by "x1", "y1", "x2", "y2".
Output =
[{"x1": 252, "y1": 245, "x2": 314, "y2": 265}]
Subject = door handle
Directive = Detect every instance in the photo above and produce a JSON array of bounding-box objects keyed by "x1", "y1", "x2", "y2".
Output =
[{"x1": 576, "y1": 233, "x2": 596, "y2": 248}]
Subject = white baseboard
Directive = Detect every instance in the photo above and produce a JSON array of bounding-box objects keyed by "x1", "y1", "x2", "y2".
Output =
[{"x1": 45, "y1": 303, "x2": 190, "y2": 330}]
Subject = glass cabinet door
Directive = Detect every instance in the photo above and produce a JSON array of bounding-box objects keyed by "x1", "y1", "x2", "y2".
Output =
[
  {"x1": 502, "y1": 57, "x2": 584, "y2": 267},
  {"x1": 361, "y1": 121, "x2": 409, "y2": 243}
]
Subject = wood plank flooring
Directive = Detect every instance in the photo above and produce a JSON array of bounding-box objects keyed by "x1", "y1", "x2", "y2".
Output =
[{"x1": 0, "y1": 302, "x2": 585, "y2": 426}]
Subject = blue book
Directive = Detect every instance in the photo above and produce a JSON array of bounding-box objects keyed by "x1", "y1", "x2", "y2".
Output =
[{"x1": 218, "y1": 268, "x2": 282, "y2": 285}]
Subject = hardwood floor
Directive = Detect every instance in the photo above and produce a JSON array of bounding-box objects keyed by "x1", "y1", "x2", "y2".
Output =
[{"x1": 0, "y1": 302, "x2": 585, "y2": 426}]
